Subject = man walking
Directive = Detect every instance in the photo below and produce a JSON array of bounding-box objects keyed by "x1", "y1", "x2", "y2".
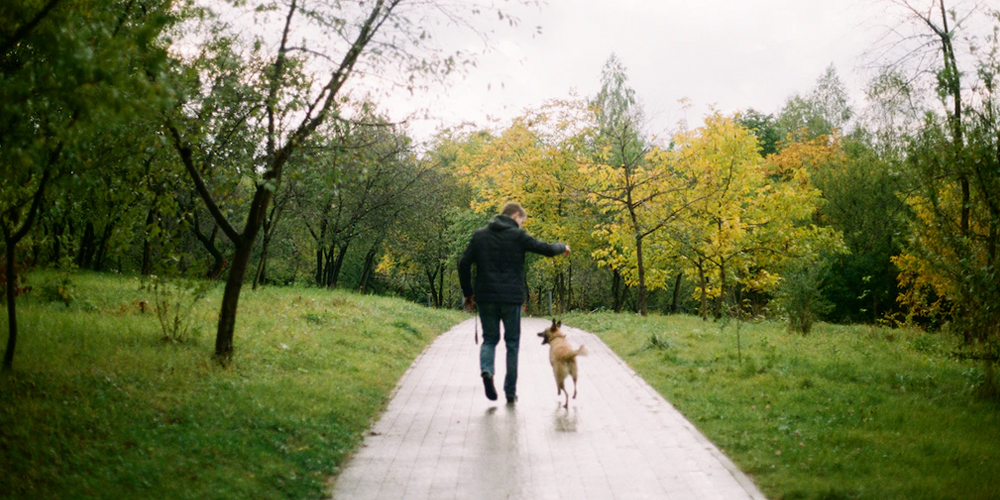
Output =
[{"x1": 459, "y1": 202, "x2": 570, "y2": 403}]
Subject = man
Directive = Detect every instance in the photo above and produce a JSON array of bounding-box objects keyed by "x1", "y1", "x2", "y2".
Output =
[{"x1": 459, "y1": 202, "x2": 570, "y2": 404}]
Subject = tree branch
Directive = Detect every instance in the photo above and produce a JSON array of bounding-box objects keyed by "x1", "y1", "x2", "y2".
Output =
[
  {"x1": 166, "y1": 120, "x2": 242, "y2": 244},
  {"x1": 1, "y1": 0, "x2": 62, "y2": 59}
]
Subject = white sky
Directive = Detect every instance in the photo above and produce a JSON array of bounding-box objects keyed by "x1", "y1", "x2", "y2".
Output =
[{"x1": 377, "y1": 0, "x2": 892, "y2": 144}]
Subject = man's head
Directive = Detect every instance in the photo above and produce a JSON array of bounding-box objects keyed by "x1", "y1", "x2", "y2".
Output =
[{"x1": 501, "y1": 202, "x2": 527, "y2": 227}]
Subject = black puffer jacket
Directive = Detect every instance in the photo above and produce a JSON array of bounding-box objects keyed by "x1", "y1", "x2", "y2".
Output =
[{"x1": 459, "y1": 215, "x2": 567, "y2": 304}]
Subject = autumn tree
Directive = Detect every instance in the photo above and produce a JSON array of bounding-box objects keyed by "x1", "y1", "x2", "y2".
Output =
[
  {"x1": 669, "y1": 114, "x2": 843, "y2": 321},
  {"x1": 879, "y1": 1, "x2": 1000, "y2": 390},
  {"x1": 583, "y1": 54, "x2": 677, "y2": 316},
  {"x1": 451, "y1": 100, "x2": 595, "y2": 312}
]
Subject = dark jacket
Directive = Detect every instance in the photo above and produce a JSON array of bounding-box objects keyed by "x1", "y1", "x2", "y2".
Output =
[{"x1": 459, "y1": 214, "x2": 567, "y2": 305}]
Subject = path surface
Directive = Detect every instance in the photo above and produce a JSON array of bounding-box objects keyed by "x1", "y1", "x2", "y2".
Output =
[{"x1": 329, "y1": 317, "x2": 767, "y2": 500}]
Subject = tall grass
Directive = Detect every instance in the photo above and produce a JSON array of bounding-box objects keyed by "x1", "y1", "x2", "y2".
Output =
[
  {"x1": 565, "y1": 312, "x2": 1000, "y2": 500},
  {"x1": 0, "y1": 271, "x2": 463, "y2": 500}
]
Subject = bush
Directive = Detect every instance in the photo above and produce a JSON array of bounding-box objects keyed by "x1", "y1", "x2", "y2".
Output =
[
  {"x1": 148, "y1": 275, "x2": 210, "y2": 343},
  {"x1": 774, "y1": 260, "x2": 833, "y2": 335},
  {"x1": 40, "y1": 274, "x2": 76, "y2": 306}
]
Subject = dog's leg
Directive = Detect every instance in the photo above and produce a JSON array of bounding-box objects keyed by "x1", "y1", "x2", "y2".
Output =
[{"x1": 569, "y1": 360, "x2": 578, "y2": 399}]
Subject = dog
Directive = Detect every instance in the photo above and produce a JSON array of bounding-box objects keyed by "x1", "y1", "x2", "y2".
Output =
[{"x1": 537, "y1": 319, "x2": 587, "y2": 408}]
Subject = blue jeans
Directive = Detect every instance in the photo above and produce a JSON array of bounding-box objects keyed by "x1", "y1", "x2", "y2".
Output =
[{"x1": 478, "y1": 302, "x2": 522, "y2": 398}]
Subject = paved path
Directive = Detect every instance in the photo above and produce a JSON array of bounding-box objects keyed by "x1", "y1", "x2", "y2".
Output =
[{"x1": 329, "y1": 317, "x2": 768, "y2": 500}]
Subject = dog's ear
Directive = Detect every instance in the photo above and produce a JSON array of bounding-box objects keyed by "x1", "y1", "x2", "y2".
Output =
[
  {"x1": 556, "y1": 320, "x2": 562, "y2": 328},
  {"x1": 551, "y1": 318, "x2": 558, "y2": 327}
]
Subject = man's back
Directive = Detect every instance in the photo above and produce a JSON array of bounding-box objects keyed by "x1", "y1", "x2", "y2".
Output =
[{"x1": 459, "y1": 214, "x2": 565, "y2": 305}]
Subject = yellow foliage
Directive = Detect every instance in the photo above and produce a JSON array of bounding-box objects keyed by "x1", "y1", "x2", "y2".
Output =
[
  {"x1": 667, "y1": 114, "x2": 844, "y2": 302},
  {"x1": 892, "y1": 181, "x2": 994, "y2": 320},
  {"x1": 764, "y1": 133, "x2": 841, "y2": 185}
]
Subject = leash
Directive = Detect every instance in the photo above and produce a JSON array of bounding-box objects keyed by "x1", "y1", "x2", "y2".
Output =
[{"x1": 473, "y1": 307, "x2": 479, "y2": 345}]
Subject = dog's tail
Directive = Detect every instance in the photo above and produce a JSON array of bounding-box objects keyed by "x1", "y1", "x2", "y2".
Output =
[{"x1": 575, "y1": 345, "x2": 588, "y2": 357}]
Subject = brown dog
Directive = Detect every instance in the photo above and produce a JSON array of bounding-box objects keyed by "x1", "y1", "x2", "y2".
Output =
[{"x1": 537, "y1": 319, "x2": 587, "y2": 408}]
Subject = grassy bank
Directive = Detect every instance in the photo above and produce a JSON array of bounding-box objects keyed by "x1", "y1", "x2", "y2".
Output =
[
  {"x1": 564, "y1": 312, "x2": 999, "y2": 500},
  {"x1": 0, "y1": 271, "x2": 463, "y2": 500}
]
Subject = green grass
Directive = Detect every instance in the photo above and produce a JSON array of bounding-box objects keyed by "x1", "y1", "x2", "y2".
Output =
[
  {"x1": 1, "y1": 270, "x2": 463, "y2": 500},
  {"x1": 564, "y1": 312, "x2": 1000, "y2": 500}
]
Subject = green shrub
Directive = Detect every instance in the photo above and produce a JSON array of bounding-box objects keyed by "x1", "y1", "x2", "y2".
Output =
[
  {"x1": 40, "y1": 274, "x2": 76, "y2": 306},
  {"x1": 774, "y1": 260, "x2": 833, "y2": 335},
  {"x1": 148, "y1": 275, "x2": 211, "y2": 343}
]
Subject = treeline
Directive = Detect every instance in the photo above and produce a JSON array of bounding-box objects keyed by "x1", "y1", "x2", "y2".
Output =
[{"x1": 2, "y1": 1, "x2": 999, "y2": 379}]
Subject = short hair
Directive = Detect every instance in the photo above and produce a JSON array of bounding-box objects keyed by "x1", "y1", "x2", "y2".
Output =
[{"x1": 501, "y1": 202, "x2": 526, "y2": 218}]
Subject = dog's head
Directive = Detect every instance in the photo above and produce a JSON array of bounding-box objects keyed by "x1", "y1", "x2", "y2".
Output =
[{"x1": 537, "y1": 319, "x2": 563, "y2": 345}]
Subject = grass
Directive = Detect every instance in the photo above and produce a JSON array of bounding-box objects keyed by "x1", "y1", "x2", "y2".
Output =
[
  {"x1": 564, "y1": 311, "x2": 1000, "y2": 500},
  {"x1": 1, "y1": 270, "x2": 463, "y2": 500},
  {"x1": 6, "y1": 272, "x2": 998, "y2": 499}
]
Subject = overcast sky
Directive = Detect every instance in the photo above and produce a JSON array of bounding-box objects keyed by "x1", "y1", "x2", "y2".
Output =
[{"x1": 379, "y1": 0, "x2": 892, "y2": 143}]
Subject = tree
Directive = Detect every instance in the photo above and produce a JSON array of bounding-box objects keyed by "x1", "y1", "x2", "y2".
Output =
[
  {"x1": 295, "y1": 116, "x2": 429, "y2": 289},
  {"x1": 670, "y1": 114, "x2": 844, "y2": 320},
  {"x1": 880, "y1": 0, "x2": 980, "y2": 233},
  {"x1": 1, "y1": 0, "x2": 173, "y2": 371},
  {"x1": 813, "y1": 132, "x2": 910, "y2": 323},
  {"x1": 583, "y1": 54, "x2": 672, "y2": 316},
  {"x1": 879, "y1": 1, "x2": 1000, "y2": 389},
  {"x1": 736, "y1": 108, "x2": 783, "y2": 157},
  {"x1": 776, "y1": 64, "x2": 854, "y2": 142},
  {"x1": 164, "y1": 0, "x2": 502, "y2": 359},
  {"x1": 452, "y1": 100, "x2": 595, "y2": 312}
]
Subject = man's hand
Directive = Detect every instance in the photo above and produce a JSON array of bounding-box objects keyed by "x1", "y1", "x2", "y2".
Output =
[
  {"x1": 563, "y1": 244, "x2": 571, "y2": 257},
  {"x1": 464, "y1": 295, "x2": 476, "y2": 311}
]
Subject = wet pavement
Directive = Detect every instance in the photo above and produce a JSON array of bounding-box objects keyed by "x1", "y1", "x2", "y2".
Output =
[{"x1": 329, "y1": 317, "x2": 768, "y2": 499}]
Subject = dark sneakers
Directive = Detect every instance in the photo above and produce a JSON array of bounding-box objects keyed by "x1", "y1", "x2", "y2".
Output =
[
  {"x1": 481, "y1": 372, "x2": 498, "y2": 401},
  {"x1": 506, "y1": 394, "x2": 517, "y2": 404}
]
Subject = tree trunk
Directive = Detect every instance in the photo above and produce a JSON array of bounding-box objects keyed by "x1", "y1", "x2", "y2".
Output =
[
  {"x1": 436, "y1": 262, "x2": 444, "y2": 307},
  {"x1": 714, "y1": 259, "x2": 726, "y2": 320},
  {"x1": 252, "y1": 230, "x2": 273, "y2": 290},
  {"x1": 612, "y1": 269, "x2": 623, "y2": 313},
  {"x1": 76, "y1": 221, "x2": 95, "y2": 268},
  {"x1": 425, "y1": 268, "x2": 438, "y2": 306},
  {"x1": 141, "y1": 206, "x2": 155, "y2": 275},
  {"x1": 2, "y1": 169, "x2": 50, "y2": 371},
  {"x1": 192, "y1": 219, "x2": 227, "y2": 280},
  {"x1": 3, "y1": 232, "x2": 19, "y2": 372},
  {"x1": 323, "y1": 248, "x2": 335, "y2": 287},
  {"x1": 315, "y1": 246, "x2": 325, "y2": 286},
  {"x1": 671, "y1": 272, "x2": 682, "y2": 313},
  {"x1": 357, "y1": 243, "x2": 378, "y2": 293},
  {"x1": 698, "y1": 262, "x2": 708, "y2": 321},
  {"x1": 253, "y1": 199, "x2": 285, "y2": 290},
  {"x1": 215, "y1": 237, "x2": 254, "y2": 357},
  {"x1": 933, "y1": 0, "x2": 969, "y2": 235},
  {"x1": 635, "y1": 232, "x2": 647, "y2": 316},
  {"x1": 328, "y1": 242, "x2": 350, "y2": 288},
  {"x1": 213, "y1": 183, "x2": 271, "y2": 359},
  {"x1": 93, "y1": 221, "x2": 114, "y2": 271}
]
